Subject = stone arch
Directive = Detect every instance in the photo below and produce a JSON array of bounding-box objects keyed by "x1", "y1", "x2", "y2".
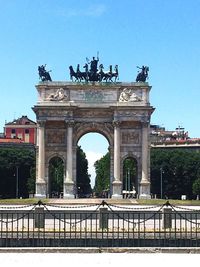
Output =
[
  {"x1": 74, "y1": 122, "x2": 114, "y2": 147},
  {"x1": 47, "y1": 152, "x2": 66, "y2": 166},
  {"x1": 73, "y1": 122, "x2": 113, "y2": 196}
]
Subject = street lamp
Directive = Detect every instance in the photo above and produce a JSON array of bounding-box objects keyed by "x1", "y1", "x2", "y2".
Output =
[
  {"x1": 16, "y1": 166, "x2": 19, "y2": 199},
  {"x1": 160, "y1": 167, "x2": 163, "y2": 199}
]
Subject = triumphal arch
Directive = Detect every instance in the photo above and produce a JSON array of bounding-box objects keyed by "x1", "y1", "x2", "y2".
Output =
[{"x1": 33, "y1": 63, "x2": 154, "y2": 199}]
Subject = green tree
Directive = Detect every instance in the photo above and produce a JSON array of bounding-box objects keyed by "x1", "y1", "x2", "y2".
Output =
[
  {"x1": 151, "y1": 149, "x2": 200, "y2": 199},
  {"x1": 123, "y1": 158, "x2": 137, "y2": 191},
  {"x1": 49, "y1": 157, "x2": 64, "y2": 195},
  {"x1": 27, "y1": 166, "x2": 36, "y2": 194},
  {"x1": 76, "y1": 146, "x2": 92, "y2": 196},
  {"x1": 0, "y1": 146, "x2": 35, "y2": 198},
  {"x1": 192, "y1": 177, "x2": 200, "y2": 197},
  {"x1": 94, "y1": 152, "x2": 110, "y2": 195}
]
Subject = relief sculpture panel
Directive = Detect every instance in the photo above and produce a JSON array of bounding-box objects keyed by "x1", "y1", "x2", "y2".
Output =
[
  {"x1": 121, "y1": 130, "x2": 140, "y2": 145},
  {"x1": 46, "y1": 129, "x2": 66, "y2": 145}
]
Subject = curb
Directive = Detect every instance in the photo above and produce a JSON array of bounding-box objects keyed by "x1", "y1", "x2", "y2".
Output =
[{"x1": 1, "y1": 247, "x2": 200, "y2": 253}]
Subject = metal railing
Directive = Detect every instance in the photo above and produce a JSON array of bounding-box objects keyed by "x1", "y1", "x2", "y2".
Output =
[{"x1": 0, "y1": 200, "x2": 200, "y2": 247}]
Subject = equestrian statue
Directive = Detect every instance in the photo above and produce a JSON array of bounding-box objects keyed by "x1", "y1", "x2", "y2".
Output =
[
  {"x1": 136, "y1": 66, "x2": 149, "y2": 82},
  {"x1": 38, "y1": 64, "x2": 52, "y2": 82}
]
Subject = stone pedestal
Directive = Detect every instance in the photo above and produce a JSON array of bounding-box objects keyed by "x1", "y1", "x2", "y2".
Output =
[
  {"x1": 139, "y1": 180, "x2": 151, "y2": 199},
  {"x1": 35, "y1": 181, "x2": 47, "y2": 198},
  {"x1": 63, "y1": 181, "x2": 75, "y2": 199},
  {"x1": 112, "y1": 180, "x2": 122, "y2": 199},
  {"x1": 162, "y1": 207, "x2": 172, "y2": 229}
]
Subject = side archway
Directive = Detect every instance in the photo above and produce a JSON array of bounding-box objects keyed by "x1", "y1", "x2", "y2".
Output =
[{"x1": 122, "y1": 156, "x2": 138, "y2": 197}]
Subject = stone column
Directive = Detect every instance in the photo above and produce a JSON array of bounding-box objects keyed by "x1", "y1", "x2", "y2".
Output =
[
  {"x1": 64, "y1": 121, "x2": 75, "y2": 199},
  {"x1": 112, "y1": 121, "x2": 122, "y2": 198},
  {"x1": 35, "y1": 120, "x2": 46, "y2": 198},
  {"x1": 139, "y1": 122, "x2": 151, "y2": 199}
]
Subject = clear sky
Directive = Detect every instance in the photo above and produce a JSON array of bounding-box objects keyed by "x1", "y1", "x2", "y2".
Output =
[{"x1": 1, "y1": 0, "x2": 200, "y2": 186}]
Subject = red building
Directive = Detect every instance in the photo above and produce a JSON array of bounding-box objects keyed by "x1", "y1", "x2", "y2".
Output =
[{"x1": 4, "y1": 116, "x2": 37, "y2": 145}]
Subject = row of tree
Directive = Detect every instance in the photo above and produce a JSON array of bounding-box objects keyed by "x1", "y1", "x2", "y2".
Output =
[
  {"x1": 1, "y1": 145, "x2": 200, "y2": 199},
  {"x1": 151, "y1": 148, "x2": 200, "y2": 199},
  {"x1": 0, "y1": 147, "x2": 35, "y2": 198},
  {"x1": 94, "y1": 149, "x2": 200, "y2": 199},
  {"x1": 0, "y1": 145, "x2": 91, "y2": 198}
]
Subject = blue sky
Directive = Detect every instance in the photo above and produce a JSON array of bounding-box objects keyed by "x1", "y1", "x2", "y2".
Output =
[{"x1": 0, "y1": 0, "x2": 200, "y2": 186}]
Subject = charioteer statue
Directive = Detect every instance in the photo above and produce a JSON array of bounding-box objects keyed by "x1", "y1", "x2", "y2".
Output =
[
  {"x1": 87, "y1": 56, "x2": 99, "y2": 82},
  {"x1": 136, "y1": 66, "x2": 149, "y2": 82},
  {"x1": 69, "y1": 54, "x2": 119, "y2": 83},
  {"x1": 38, "y1": 64, "x2": 52, "y2": 82}
]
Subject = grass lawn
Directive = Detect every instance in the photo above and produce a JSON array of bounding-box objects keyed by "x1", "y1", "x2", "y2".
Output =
[
  {"x1": 0, "y1": 198, "x2": 200, "y2": 206},
  {"x1": 137, "y1": 199, "x2": 200, "y2": 206}
]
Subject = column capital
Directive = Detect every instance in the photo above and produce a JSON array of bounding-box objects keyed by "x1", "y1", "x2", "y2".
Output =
[
  {"x1": 113, "y1": 120, "x2": 121, "y2": 128},
  {"x1": 65, "y1": 120, "x2": 75, "y2": 128},
  {"x1": 37, "y1": 120, "x2": 46, "y2": 127},
  {"x1": 142, "y1": 121, "x2": 149, "y2": 128}
]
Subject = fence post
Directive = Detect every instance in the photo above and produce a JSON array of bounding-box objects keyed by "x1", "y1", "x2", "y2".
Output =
[
  {"x1": 99, "y1": 207, "x2": 108, "y2": 229},
  {"x1": 162, "y1": 207, "x2": 172, "y2": 229},
  {"x1": 34, "y1": 206, "x2": 45, "y2": 228}
]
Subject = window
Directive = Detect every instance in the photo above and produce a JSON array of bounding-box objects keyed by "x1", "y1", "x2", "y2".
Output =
[{"x1": 25, "y1": 129, "x2": 29, "y2": 134}]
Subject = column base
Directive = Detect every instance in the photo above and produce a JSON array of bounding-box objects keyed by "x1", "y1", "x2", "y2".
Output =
[
  {"x1": 63, "y1": 181, "x2": 75, "y2": 199},
  {"x1": 139, "y1": 180, "x2": 151, "y2": 199},
  {"x1": 111, "y1": 180, "x2": 122, "y2": 199},
  {"x1": 35, "y1": 181, "x2": 47, "y2": 198}
]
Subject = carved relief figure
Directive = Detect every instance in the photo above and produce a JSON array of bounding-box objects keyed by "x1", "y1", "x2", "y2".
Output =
[
  {"x1": 119, "y1": 88, "x2": 142, "y2": 102},
  {"x1": 47, "y1": 88, "x2": 68, "y2": 101}
]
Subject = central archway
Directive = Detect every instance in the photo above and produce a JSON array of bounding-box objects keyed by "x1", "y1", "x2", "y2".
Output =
[{"x1": 77, "y1": 132, "x2": 110, "y2": 198}]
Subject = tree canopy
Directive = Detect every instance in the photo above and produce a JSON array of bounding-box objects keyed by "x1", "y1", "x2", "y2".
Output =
[
  {"x1": 151, "y1": 148, "x2": 200, "y2": 199},
  {"x1": 0, "y1": 145, "x2": 92, "y2": 198},
  {"x1": 76, "y1": 145, "x2": 92, "y2": 196},
  {"x1": 94, "y1": 152, "x2": 110, "y2": 195},
  {"x1": 93, "y1": 148, "x2": 200, "y2": 199},
  {"x1": 0, "y1": 146, "x2": 35, "y2": 198}
]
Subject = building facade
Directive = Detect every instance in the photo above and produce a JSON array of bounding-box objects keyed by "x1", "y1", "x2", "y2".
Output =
[{"x1": 4, "y1": 116, "x2": 37, "y2": 144}]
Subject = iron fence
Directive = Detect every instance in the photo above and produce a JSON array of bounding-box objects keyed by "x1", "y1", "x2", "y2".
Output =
[{"x1": 0, "y1": 200, "x2": 200, "y2": 247}]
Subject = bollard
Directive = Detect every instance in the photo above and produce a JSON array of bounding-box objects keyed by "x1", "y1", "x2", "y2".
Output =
[
  {"x1": 34, "y1": 207, "x2": 45, "y2": 228},
  {"x1": 99, "y1": 207, "x2": 108, "y2": 229},
  {"x1": 162, "y1": 207, "x2": 172, "y2": 229}
]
